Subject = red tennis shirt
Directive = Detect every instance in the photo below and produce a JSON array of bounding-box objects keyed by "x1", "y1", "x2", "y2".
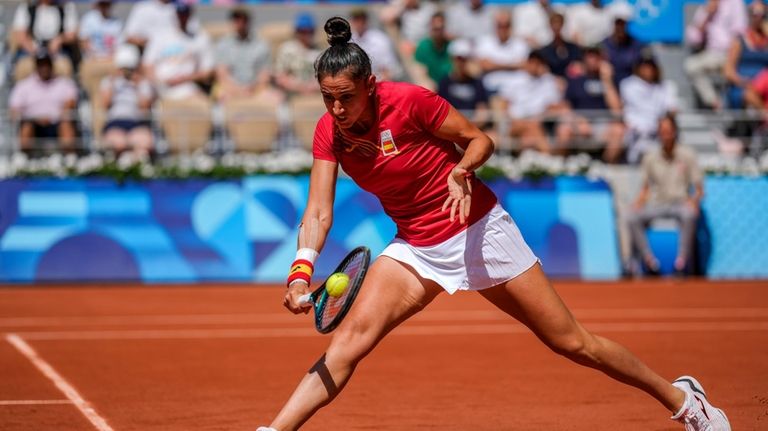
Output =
[{"x1": 312, "y1": 81, "x2": 497, "y2": 247}]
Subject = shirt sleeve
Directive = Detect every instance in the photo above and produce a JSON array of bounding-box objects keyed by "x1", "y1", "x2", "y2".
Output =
[
  {"x1": 63, "y1": 78, "x2": 78, "y2": 102},
  {"x1": 312, "y1": 115, "x2": 337, "y2": 162},
  {"x1": 406, "y1": 84, "x2": 451, "y2": 133},
  {"x1": 663, "y1": 80, "x2": 679, "y2": 111},
  {"x1": 686, "y1": 148, "x2": 704, "y2": 186},
  {"x1": 9, "y1": 83, "x2": 25, "y2": 112},
  {"x1": 685, "y1": 7, "x2": 707, "y2": 47},
  {"x1": 12, "y1": 4, "x2": 29, "y2": 31},
  {"x1": 63, "y1": 2, "x2": 78, "y2": 34},
  {"x1": 196, "y1": 33, "x2": 215, "y2": 72},
  {"x1": 79, "y1": 12, "x2": 93, "y2": 39}
]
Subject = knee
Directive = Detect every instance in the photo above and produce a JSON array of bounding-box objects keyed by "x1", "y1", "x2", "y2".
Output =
[
  {"x1": 546, "y1": 331, "x2": 599, "y2": 365},
  {"x1": 325, "y1": 319, "x2": 377, "y2": 366}
]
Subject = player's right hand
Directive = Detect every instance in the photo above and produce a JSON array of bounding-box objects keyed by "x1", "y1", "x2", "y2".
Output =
[{"x1": 283, "y1": 281, "x2": 312, "y2": 314}]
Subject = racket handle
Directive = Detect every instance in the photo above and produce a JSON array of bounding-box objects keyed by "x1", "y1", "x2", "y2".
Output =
[{"x1": 298, "y1": 293, "x2": 313, "y2": 305}]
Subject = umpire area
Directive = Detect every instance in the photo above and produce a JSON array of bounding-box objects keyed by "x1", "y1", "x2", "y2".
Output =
[{"x1": 1, "y1": 280, "x2": 767, "y2": 431}]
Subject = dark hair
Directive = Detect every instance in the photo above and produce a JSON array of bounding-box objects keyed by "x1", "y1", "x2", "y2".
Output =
[
  {"x1": 229, "y1": 7, "x2": 250, "y2": 21},
  {"x1": 527, "y1": 50, "x2": 546, "y2": 63},
  {"x1": 659, "y1": 112, "x2": 678, "y2": 134},
  {"x1": 315, "y1": 17, "x2": 372, "y2": 81}
]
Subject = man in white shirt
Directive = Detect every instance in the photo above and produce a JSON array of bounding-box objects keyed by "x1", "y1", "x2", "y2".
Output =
[
  {"x1": 476, "y1": 9, "x2": 530, "y2": 93},
  {"x1": 12, "y1": 0, "x2": 78, "y2": 58},
  {"x1": 498, "y1": 51, "x2": 565, "y2": 153},
  {"x1": 123, "y1": 0, "x2": 197, "y2": 50},
  {"x1": 142, "y1": 3, "x2": 213, "y2": 100},
  {"x1": 564, "y1": 0, "x2": 613, "y2": 47},
  {"x1": 79, "y1": 0, "x2": 122, "y2": 59},
  {"x1": 445, "y1": 0, "x2": 495, "y2": 43},
  {"x1": 513, "y1": 0, "x2": 554, "y2": 48},
  {"x1": 350, "y1": 8, "x2": 403, "y2": 82}
]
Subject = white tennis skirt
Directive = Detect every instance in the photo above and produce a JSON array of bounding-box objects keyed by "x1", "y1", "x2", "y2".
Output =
[{"x1": 380, "y1": 204, "x2": 539, "y2": 294}]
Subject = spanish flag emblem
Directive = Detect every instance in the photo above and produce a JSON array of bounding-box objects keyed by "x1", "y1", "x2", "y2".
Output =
[{"x1": 380, "y1": 129, "x2": 399, "y2": 156}]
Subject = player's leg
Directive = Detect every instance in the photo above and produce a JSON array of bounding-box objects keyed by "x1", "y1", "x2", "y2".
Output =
[
  {"x1": 479, "y1": 263, "x2": 686, "y2": 413},
  {"x1": 269, "y1": 256, "x2": 443, "y2": 431}
]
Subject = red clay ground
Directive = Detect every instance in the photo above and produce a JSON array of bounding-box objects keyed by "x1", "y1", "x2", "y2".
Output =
[{"x1": 0, "y1": 279, "x2": 767, "y2": 431}]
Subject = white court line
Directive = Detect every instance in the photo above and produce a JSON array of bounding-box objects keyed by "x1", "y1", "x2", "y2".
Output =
[
  {"x1": 5, "y1": 334, "x2": 114, "y2": 431},
  {"x1": 0, "y1": 399, "x2": 73, "y2": 406},
  {"x1": 2, "y1": 307, "x2": 768, "y2": 327},
  {"x1": 11, "y1": 320, "x2": 768, "y2": 341}
]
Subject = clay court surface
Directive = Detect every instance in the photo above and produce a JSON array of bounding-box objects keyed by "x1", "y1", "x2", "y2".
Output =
[{"x1": 1, "y1": 280, "x2": 767, "y2": 431}]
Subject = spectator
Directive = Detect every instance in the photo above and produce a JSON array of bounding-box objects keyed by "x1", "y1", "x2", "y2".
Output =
[
  {"x1": 627, "y1": 114, "x2": 704, "y2": 276},
  {"x1": 9, "y1": 50, "x2": 77, "y2": 154},
  {"x1": 498, "y1": 51, "x2": 565, "y2": 153},
  {"x1": 514, "y1": 0, "x2": 554, "y2": 48},
  {"x1": 685, "y1": 0, "x2": 747, "y2": 110},
  {"x1": 414, "y1": 12, "x2": 453, "y2": 85},
  {"x1": 723, "y1": 1, "x2": 768, "y2": 108},
  {"x1": 380, "y1": 0, "x2": 437, "y2": 56},
  {"x1": 11, "y1": 0, "x2": 78, "y2": 62},
  {"x1": 99, "y1": 44, "x2": 153, "y2": 157},
  {"x1": 537, "y1": 12, "x2": 582, "y2": 78},
  {"x1": 445, "y1": 0, "x2": 495, "y2": 43},
  {"x1": 557, "y1": 47, "x2": 624, "y2": 162},
  {"x1": 476, "y1": 9, "x2": 530, "y2": 93},
  {"x1": 601, "y1": 6, "x2": 650, "y2": 86},
  {"x1": 79, "y1": 0, "x2": 122, "y2": 60},
  {"x1": 437, "y1": 39, "x2": 491, "y2": 130},
  {"x1": 142, "y1": 3, "x2": 213, "y2": 100},
  {"x1": 123, "y1": 0, "x2": 191, "y2": 50},
  {"x1": 214, "y1": 7, "x2": 277, "y2": 103},
  {"x1": 350, "y1": 8, "x2": 403, "y2": 82},
  {"x1": 564, "y1": 0, "x2": 612, "y2": 48},
  {"x1": 620, "y1": 57, "x2": 679, "y2": 164},
  {"x1": 274, "y1": 12, "x2": 322, "y2": 97}
]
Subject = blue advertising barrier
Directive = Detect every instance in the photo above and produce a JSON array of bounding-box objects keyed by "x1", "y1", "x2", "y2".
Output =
[{"x1": 0, "y1": 175, "x2": 622, "y2": 283}]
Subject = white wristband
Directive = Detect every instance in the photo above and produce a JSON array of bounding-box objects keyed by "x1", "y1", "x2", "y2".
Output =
[{"x1": 296, "y1": 247, "x2": 319, "y2": 263}]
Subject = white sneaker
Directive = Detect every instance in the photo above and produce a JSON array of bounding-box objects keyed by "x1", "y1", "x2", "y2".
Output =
[
  {"x1": 671, "y1": 376, "x2": 731, "y2": 431},
  {"x1": 256, "y1": 427, "x2": 277, "y2": 431}
]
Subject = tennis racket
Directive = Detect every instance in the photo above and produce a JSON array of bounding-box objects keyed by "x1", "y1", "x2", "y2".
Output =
[{"x1": 298, "y1": 246, "x2": 371, "y2": 334}]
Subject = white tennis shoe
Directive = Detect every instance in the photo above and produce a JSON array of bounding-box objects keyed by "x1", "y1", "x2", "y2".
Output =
[
  {"x1": 671, "y1": 376, "x2": 731, "y2": 431},
  {"x1": 256, "y1": 427, "x2": 277, "y2": 431}
]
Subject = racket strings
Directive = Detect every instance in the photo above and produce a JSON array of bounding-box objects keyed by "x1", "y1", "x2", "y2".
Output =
[{"x1": 319, "y1": 253, "x2": 365, "y2": 329}]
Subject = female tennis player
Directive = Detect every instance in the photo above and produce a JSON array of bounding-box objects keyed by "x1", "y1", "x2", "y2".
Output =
[{"x1": 258, "y1": 17, "x2": 729, "y2": 431}]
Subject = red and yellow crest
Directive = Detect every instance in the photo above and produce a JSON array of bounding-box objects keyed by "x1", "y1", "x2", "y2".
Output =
[{"x1": 380, "y1": 130, "x2": 399, "y2": 156}]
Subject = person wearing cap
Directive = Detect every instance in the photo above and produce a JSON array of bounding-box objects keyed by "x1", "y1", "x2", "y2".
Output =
[
  {"x1": 437, "y1": 38, "x2": 491, "y2": 132},
  {"x1": 274, "y1": 12, "x2": 322, "y2": 96},
  {"x1": 11, "y1": 0, "x2": 78, "y2": 64},
  {"x1": 620, "y1": 56, "x2": 679, "y2": 164},
  {"x1": 142, "y1": 2, "x2": 214, "y2": 100},
  {"x1": 445, "y1": 0, "x2": 495, "y2": 43},
  {"x1": 9, "y1": 50, "x2": 78, "y2": 154},
  {"x1": 214, "y1": 7, "x2": 278, "y2": 102},
  {"x1": 475, "y1": 9, "x2": 530, "y2": 94},
  {"x1": 564, "y1": 0, "x2": 613, "y2": 48},
  {"x1": 600, "y1": 3, "x2": 651, "y2": 86},
  {"x1": 350, "y1": 8, "x2": 403, "y2": 82},
  {"x1": 557, "y1": 46, "x2": 624, "y2": 162},
  {"x1": 414, "y1": 12, "x2": 453, "y2": 85},
  {"x1": 79, "y1": 0, "x2": 122, "y2": 60},
  {"x1": 99, "y1": 44, "x2": 154, "y2": 157}
]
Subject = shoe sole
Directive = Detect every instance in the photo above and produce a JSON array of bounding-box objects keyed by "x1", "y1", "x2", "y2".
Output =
[{"x1": 674, "y1": 375, "x2": 731, "y2": 430}]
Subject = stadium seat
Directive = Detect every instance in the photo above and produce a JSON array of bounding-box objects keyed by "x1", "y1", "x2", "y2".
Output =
[
  {"x1": 203, "y1": 21, "x2": 232, "y2": 43},
  {"x1": 290, "y1": 95, "x2": 326, "y2": 151},
  {"x1": 159, "y1": 97, "x2": 213, "y2": 153},
  {"x1": 224, "y1": 97, "x2": 279, "y2": 153},
  {"x1": 258, "y1": 21, "x2": 293, "y2": 60},
  {"x1": 79, "y1": 58, "x2": 114, "y2": 99}
]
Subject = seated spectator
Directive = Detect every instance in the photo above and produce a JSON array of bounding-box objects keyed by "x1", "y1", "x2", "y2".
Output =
[
  {"x1": 380, "y1": 0, "x2": 437, "y2": 56},
  {"x1": 142, "y1": 3, "x2": 213, "y2": 101},
  {"x1": 9, "y1": 50, "x2": 77, "y2": 154},
  {"x1": 414, "y1": 12, "x2": 453, "y2": 85},
  {"x1": 564, "y1": 0, "x2": 612, "y2": 48},
  {"x1": 685, "y1": 0, "x2": 746, "y2": 110},
  {"x1": 274, "y1": 13, "x2": 322, "y2": 96},
  {"x1": 724, "y1": 1, "x2": 768, "y2": 108},
  {"x1": 350, "y1": 8, "x2": 404, "y2": 82},
  {"x1": 601, "y1": 6, "x2": 650, "y2": 86},
  {"x1": 214, "y1": 7, "x2": 278, "y2": 103},
  {"x1": 123, "y1": 0, "x2": 183, "y2": 50},
  {"x1": 537, "y1": 12, "x2": 582, "y2": 79},
  {"x1": 557, "y1": 47, "x2": 624, "y2": 161},
  {"x1": 445, "y1": 0, "x2": 495, "y2": 43},
  {"x1": 627, "y1": 114, "x2": 704, "y2": 276},
  {"x1": 79, "y1": 0, "x2": 122, "y2": 60},
  {"x1": 620, "y1": 57, "x2": 679, "y2": 164},
  {"x1": 11, "y1": 0, "x2": 78, "y2": 64},
  {"x1": 498, "y1": 52, "x2": 566, "y2": 153},
  {"x1": 437, "y1": 39, "x2": 491, "y2": 130},
  {"x1": 476, "y1": 9, "x2": 530, "y2": 94},
  {"x1": 513, "y1": 0, "x2": 554, "y2": 48},
  {"x1": 99, "y1": 44, "x2": 153, "y2": 158}
]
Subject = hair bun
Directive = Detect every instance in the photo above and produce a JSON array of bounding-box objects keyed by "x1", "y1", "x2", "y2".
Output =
[{"x1": 325, "y1": 17, "x2": 352, "y2": 46}]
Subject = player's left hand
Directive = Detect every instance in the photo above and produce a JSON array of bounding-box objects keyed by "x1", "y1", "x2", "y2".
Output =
[{"x1": 442, "y1": 167, "x2": 473, "y2": 224}]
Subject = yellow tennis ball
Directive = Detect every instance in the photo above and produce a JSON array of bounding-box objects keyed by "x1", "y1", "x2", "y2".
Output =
[{"x1": 326, "y1": 272, "x2": 350, "y2": 297}]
